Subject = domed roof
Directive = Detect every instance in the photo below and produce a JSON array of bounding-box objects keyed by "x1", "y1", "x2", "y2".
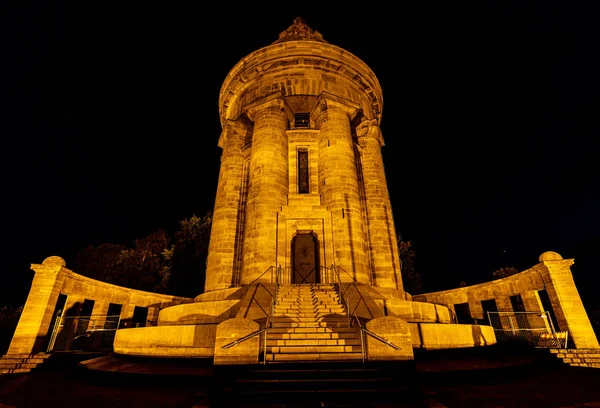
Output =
[
  {"x1": 539, "y1": 251, "x2": 563, "y2": 262},
  {"x1": 272, "y1": 17, "x2": 327, "y2": 44}
]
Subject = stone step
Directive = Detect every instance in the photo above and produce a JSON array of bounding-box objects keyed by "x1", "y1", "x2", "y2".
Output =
[
  {"x1": 272, "y1": 321, "x2": 348, "y2": 328},
  {"x1": 268, "y1": 331, "x2": 359, "y2": 340},
  {"x1": 264, "y1": 352, "x2": 364, "y2": 362},
  {"x1": 0, "y1": 368, "x2": 32, "y2": 374},
  {"x1": 570, "y1": 363, "x2": 600, "y2": 368},
  {"x1": 275, "y1": 303, "x2": 343, "y2": 309},
  {"x1": 0, "y1": 362, "x2": 40, "y2": 369},
  {"x1": 266, "y1": 338, "x2": 362, "y2": 347},
  {"x1": 275, "y1": 300, "x2": 343, "y2": 306},
  {"x1": 1, "y1": 353, "x2": 51, "y2": 360},
  {"x1": 269, "y1": 326, "x2": 358, "y2": 334},
  {"x1": 0, "y1": 357, "x2": 48, "y2": 364},
  {"x1": 268, "y1": 345, "x2": 363, "y2": 354},
  {"x1": 272, "y1": 315, "x2": 347, "y2": 322},
  {"x1": 550, "y1": 348, "x2": 600, "y2": 354},
  {"x1": 560, "y1": 354, "x2": 600, "y2": 359},
  {"x1": 274, "y1": 310, "x2": 340, "y2": 316},
  {"x1": 563, "y1": 358, "x2": 600, "y2": 363},
  {"x1": 554, "y1": 352, "x2": 600, "y2": 357}
]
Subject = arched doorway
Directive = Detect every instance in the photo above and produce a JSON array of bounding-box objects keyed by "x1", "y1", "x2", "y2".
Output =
[{"x1": 291, "y1": 231, "x2": 320, "y2": 284}]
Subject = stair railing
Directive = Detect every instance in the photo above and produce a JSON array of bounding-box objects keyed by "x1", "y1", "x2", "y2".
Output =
[
  {"x1": 264, "y1": 265, "x2": 283, "y2": 365},
  {"x1": 222, "y1": 278, "x2": 276, "y2": 362},
  {"x1": 329, "y1": 265, "x2": 402, "y2": 360},
  {"x1": 248, "y1": 265, "x2": 274, "y2": 286},
  {"x1": 221, "y1": 326, "x2": 269, "y2": 350},
  {"x1": 242, "y1": 282, "x2": 274, "y2": 320}
]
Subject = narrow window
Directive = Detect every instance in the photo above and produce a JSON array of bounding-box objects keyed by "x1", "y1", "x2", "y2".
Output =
[
  {"x1": 132, "y1": 306, "x2": 149, "y2": 328},
  {"x1": 481, "y1": 299, "x2": 499, "y2": 326},
  {"x1": 105, "y1": 303, "x2": 122, "y2": 329},
  {"x1": 75, "y1": 299, "x2": 95, "y2": 336},
  {"x1": 510, "y1": 294, "x2": 525, "y2": 312},
  {"x1": 298, "y1": 149, "x2": 309, "y2": 194},
  {"x1": 81, "y1": 299, "x2": 95, "y2": 316},
  {"x1": 538, "y1": 289, "x2": 560, "y2": 331},
  {"x1": 454, "y1": 302, "x2": 472, "y2": 324},
  {"x1": 295, "y1": 113, "x2": 310, "y2": 128},
  {"x1": 509, "y1": 294, "x2": 530, "y2": 329}
]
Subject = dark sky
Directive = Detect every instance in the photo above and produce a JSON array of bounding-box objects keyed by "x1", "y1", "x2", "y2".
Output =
[{"x1": 2, "y1": 2, "x2": 599, "y2": 308}]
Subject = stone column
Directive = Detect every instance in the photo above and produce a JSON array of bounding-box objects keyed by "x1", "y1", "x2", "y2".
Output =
[
  {"x1": 92, "y1": 300, "x2": 110, "y2": 316},
  {"x1": 241, "y1": 94, "x2": 290, "y2": 284},
  {"x1": 7, "y1": 256, "x2": 66, "y2": 355},
  {"x1": 205, "y1": 119, "x2": 250, "y2": 292},
  {"x1": 521, "y1": 290, "x2": 545, "y2": 313},
  {"x1": 356, "y1": 119, "x2": 403, "y2": 291},
  {"x1": 495, "y1": 296, "x2": 514, "y2": 330},
  {"x1": 534, "y1": 252, "x2": 599, "y2": 348},
  {"x1": 314, "y1": 94, "x2": 370, "y2": 283}
]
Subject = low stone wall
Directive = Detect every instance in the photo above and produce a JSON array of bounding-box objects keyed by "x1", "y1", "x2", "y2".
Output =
[
  {"x1": 409, "y1": 322, "x2": 496, "y2": 349},
  {"x1": 7, "y1": 256, "x2": 193, "y2": 355},
  {"x1": 113, "y1": 325, "x2": 217, "y2": 357},
  {"x1": 412, "y1": 252, "x2": 599, "y2": 349}
]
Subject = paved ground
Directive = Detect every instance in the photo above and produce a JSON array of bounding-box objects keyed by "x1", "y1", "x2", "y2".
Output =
[{"x1": 1, "y1": 349, "x2": 600, "y2": 408}]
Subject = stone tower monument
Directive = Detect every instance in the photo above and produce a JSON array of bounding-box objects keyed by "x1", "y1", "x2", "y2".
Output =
[
  {"x1": 205, "y1": 17, "x2": 403, "y2": 294},
  {"x1": 10, "y1": 18, "x2": 597, "y2": 372}
]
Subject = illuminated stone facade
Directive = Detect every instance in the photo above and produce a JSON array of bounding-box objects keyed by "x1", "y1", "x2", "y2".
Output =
[
  {"x1": 205, "y1": 18, "x2": 402, "y2": 292},
  {"x1": 3, "y1": 19, "x2": 598, "y2": 373}
]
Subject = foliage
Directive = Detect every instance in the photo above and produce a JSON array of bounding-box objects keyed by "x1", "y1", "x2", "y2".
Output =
[
  {"x1": 398, "y1": 239, "x2": 422, "y2": 294},
  {"x1": 0, "y1": 304, "x2": 24, "y2": 354},
  {"x1": 0, "y1": 304, "x2": 23, "y2": 328},
  {"x1": 492, "y1": 266, "x2": 520, "y2": 279},
  {"x1": 590, "y1": 305, "x2": 600, "y2": 337},
  {"x1": 71, "y1": 243, "x2": 128, "y2": 283},
  {"x1": 118, "y1": 230, "x2": 171, "y2": 292},
  {"x1": 163, "y1": 212, "x2": 212, "y2": 298},
  {"x1": 72, "y1": 213, "x2": 212, "y2": 297}
]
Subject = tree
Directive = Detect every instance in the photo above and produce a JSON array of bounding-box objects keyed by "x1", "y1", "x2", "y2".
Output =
[
  {"x1": 163, "y1": 212, "x2": 212, "y2": 297},
  {"x1": 398, "y1": 239, "x2": 422, "y2": 294},
  {"x1": 117, "y1": 230, "x2": 171, "y2": 292},
  {"x1": 71, "y1": 243, "x2": 128, "y2": 283},
  {"x1": 71, "y1": 213, "x2": 212, "y2": 297},
  {"x1": 492, "y1": 266, "x2": 520, "y2": 279},
  {"x1": 590, "y1": 305, "x2": 600, "y2": 337},
  {"x1": 0, "y1": 304, "x2": 23, "y2": 354}
]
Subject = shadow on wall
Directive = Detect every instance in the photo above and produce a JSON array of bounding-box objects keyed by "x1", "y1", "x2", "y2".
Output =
[
  {"x1": 49, "y1": 302, "x2": 83, "y2": 352},
  {"x1": 472, "y1": 324, "x2": 487, "y2": 346}
]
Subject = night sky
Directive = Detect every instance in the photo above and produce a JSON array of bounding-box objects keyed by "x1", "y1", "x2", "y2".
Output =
[{"x1": 2, "y1": 2, "x2": 599, "y2": 309}]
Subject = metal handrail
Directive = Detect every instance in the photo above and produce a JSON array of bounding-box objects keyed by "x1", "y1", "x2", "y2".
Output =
[
  {"x1": 221, "y1": 327, "x2": 269, "y2": 349},
  {"x1": 243, "y1": 282, "x2": 274, "y2": 319},
  {"x1": 360, "y1": 326, "x2": 401, "y2": 350},
  {"x1": 248, "y1": 266, "x2": 275, "y2": 286},
  {"x1": 329, "y1": 265, "x2": 401, "y2": 356},
  {"x1": 223, "y1": 276, "x2": 278, "y2": 363}
]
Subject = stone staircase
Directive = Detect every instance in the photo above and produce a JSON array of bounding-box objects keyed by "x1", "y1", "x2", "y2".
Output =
[
  {"x1": 0, "y1": 353, "x2": 52, "y2": 374},
  {"x1": 211, "y1": 360, "x2": 419, "y2": 407},
  {"x1": 265, "y1": 283, "x2": 364, "y2": 363},
  {"x1": 548, "y1": 348, "x2": 600, "y2": 368}
]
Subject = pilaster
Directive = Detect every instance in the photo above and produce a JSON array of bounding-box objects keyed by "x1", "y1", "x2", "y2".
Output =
[
  {"x1": 535, "y1": 253, "x2": 599, "y2": 348},
  {"x1": 356, "y1": 119, "x2": 403, "y2": 291},
  {"x1": 314, "y1": 93, "x2": 370, "y2": 284},
  {"x1": 7, "y1": 256, "x2": 66, "y2": 355},
  {"x1": 205, "y1": 119, "x2": 251, "y2": 292},
  {"x1": 241, "y1": 93, "x2": 290, "y2": 284}
]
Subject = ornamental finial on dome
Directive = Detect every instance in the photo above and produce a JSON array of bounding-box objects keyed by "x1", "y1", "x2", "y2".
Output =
[{"x1": 272, "y1": 17, "x2": 327, "y2": 44}]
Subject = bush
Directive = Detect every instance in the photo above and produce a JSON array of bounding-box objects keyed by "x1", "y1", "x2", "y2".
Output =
[{"x1": 0, "y1": 305, "x2": 23, "y2": 355}]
